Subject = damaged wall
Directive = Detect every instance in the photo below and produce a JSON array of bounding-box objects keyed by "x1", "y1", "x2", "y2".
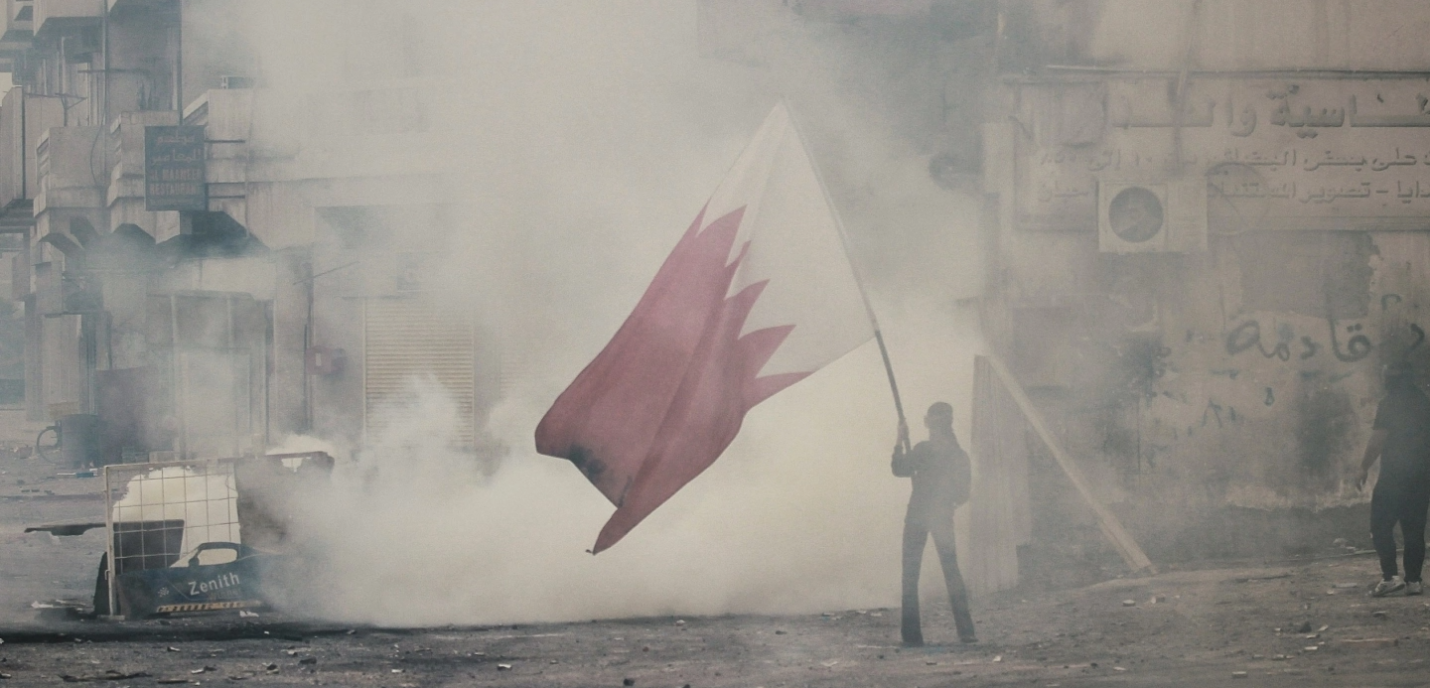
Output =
[{"x1": 984, "y1": 2, "x2": 1430, "y2": 566}]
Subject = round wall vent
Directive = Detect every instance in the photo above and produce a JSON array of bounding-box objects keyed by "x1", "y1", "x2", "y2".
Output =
[{"x1": 1107, "y1": 186, "x2": 1164, "y2": 243}]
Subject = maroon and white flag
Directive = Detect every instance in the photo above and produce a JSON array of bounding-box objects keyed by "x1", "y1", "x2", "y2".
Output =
[{"x1": 535, "y1": 103, "x2": 874, "y2": 553}]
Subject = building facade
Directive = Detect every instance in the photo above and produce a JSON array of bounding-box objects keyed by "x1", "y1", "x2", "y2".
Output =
[
  {"x1": 695, "y1": 0, "x2": 1430, "y2": 591},
  {"x1": 0, "y1": 0, "x2": 497, "y2": 462}
]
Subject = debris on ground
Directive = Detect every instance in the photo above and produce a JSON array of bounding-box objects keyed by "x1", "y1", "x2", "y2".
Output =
[
  {"x1": 59, "y1": 670, "x2": 151, "y2": 682},
  {"x1": 1340, "y1": 638, "x2": 1398, "y2": 648}
]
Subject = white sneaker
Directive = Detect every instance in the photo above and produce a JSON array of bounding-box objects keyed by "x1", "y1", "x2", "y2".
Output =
[
  {"x1": 1407, "y1": 581, "x2": 1423, "y2": 596},
  {"x1": 1372, "y1": 578, "x2": 1406, "y2": 597}
]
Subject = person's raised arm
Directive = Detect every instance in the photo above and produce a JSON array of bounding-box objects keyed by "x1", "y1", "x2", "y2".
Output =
[{"x1": 892, "y1": 423, "x2": 916, "y2": 477}]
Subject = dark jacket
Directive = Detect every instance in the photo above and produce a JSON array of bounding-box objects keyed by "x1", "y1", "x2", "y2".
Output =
[
  {"x1": 892, "y1": 433, "x2": 972, "y2": 526},
  {"x1": 1374, "y1": 382, "x2": 1430, "y2": 487}
]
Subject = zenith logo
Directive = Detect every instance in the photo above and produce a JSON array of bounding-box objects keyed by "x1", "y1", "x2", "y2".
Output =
[{"x1": 187, "y1": 571, "x2": 241, "y2": 596}]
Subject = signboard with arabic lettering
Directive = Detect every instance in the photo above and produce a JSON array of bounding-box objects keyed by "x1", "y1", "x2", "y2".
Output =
[
  {"x1": 1016, "y1": 77, "x2": 1430, "y2": 232},
  {"x1": 145, "y1": 126, "x2": 207, "y2": 212}
]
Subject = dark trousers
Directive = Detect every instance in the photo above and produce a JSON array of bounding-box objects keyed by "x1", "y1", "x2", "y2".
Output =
[
  {"x1": 1371, "y1": 482, "x2": 1430, "y2": 582},
  {"x1": 901, "y1": 516, "x2": 975, "y2": 644}
]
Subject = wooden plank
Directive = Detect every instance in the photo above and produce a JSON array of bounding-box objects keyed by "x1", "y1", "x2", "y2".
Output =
[{"x1": 987, "y1": 356, "x2": 1157, "y2": 575}]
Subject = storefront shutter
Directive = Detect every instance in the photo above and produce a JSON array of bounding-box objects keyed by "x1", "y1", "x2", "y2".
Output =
[{"x1": 362, "y1": 298, "x2": 476, "y2": 447}]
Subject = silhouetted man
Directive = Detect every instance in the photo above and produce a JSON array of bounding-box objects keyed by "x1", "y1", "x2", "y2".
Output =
[
  {"x1": 893, "y1": 401, "x2": 976, "y2": 645},
  {"x1": 1357, "y1": 361, "x2": 1430, "y2": 597}
]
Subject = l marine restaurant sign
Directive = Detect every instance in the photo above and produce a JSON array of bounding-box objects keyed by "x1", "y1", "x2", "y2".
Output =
[
  {"x1": 145, "y1": 125, "x2": 206, "y2": 212},
  {"x1": 1017, "y1": 78, "x2": 1430, "y2": 232}
]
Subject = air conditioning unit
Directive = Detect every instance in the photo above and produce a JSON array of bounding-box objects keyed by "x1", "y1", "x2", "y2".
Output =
[{"x1": 1098, "y1": 176, "x2": 1207, "y2": 253}]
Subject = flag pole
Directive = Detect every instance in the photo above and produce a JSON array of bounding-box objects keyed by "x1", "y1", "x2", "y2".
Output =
[{"x1": 782, "y1": 99, "x2": 911, "y2": 451}]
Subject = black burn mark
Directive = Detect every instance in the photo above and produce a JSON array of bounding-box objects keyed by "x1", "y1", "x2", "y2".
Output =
[
  {"x1": 1295, "y1": 384, "x2": 1355, "y2": 477},
  {"x1": 566, "y1": 445, "x2": 606, "y2": 482}
]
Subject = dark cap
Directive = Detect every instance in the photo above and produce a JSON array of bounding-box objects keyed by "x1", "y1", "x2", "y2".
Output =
[{"x1": 926, "y1": 401, "x2": 953, "y2": 419}]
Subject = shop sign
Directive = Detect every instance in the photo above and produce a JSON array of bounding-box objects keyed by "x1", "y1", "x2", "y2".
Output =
[{"x1": 145, "y1": 126, "x2": 206, "y2": 211}]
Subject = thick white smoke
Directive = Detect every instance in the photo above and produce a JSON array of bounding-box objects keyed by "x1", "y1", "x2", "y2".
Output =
[{"x1": 235, "y1": 0, "x2": 985, "y2": 625}]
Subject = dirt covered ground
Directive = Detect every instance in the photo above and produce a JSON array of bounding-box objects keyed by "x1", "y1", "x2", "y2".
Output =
[
  {"x1": 4, "y1": 435, "x2": 1430, "y2": 687},
  {"x1": 0, "y1": 557, "x2": 1428, "y2": 687}
]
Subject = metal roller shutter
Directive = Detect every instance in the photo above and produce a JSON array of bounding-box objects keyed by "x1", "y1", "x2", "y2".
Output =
[{"x1": 363, "y1": 299, "x2": 476, "y2": 447}]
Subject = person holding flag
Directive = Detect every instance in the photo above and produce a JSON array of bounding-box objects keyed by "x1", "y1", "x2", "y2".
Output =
[
  {"x1": 892, "y1": 401, "x2": 977, "y2": 646},
  {"x1": 535, "y1": 101, "x2": 980, "y2": 648}
]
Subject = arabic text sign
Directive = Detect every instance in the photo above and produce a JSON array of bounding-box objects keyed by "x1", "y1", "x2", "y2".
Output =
[
  {"x1": 145, "y1": 126, "x2": 207, "y2": 212},
  {"x1": 1019, "y1": 78, "x2": 1430, "y2": 230}
]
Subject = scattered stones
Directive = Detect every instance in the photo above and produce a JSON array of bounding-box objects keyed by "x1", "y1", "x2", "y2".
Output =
[
  {"x1": 1122, "y1": 599, "x2": 1137, "y2": 607},
  {"x1": 1232, "y1": 671, "x2": 1248, "y2": 679},
  {"x1": 1373, "y1": 611, "x2": 1388, "y2": 619},
  {"x1": 298, "y1": 657, "x2": 317, "y2": 665},
  {"x1": 1340, "y1": 638, "x2": 1398, "y2": 649},
  {"x1": 1296, "y1": 621, "x2": 1313, "y2": 634},
  {"x1": 623, "y1": 679, "x2": 635, "y2": 686},
  {"x1": 497, "y1": 664, "x2": 512, "y2": 671},
  {"x1": 774, "y1": 630, "x2": 787, "y2": 635}
]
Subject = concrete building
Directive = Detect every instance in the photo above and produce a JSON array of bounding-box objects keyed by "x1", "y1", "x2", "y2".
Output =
[
  {"x1": 5, "y1": 0, "x2": 1425, "y2": 594},
  {"x1": 0, "y1": 0, "x2": 497, "y2": 463},
  {"x1": 697, "y1": 0, "x2": 1430, "y2": 592}
]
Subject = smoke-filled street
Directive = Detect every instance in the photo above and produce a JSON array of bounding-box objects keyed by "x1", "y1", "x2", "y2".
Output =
[
  {"x1": 1, "y1": 537, "x2": 1426, "y2": 686},
  {"x1": 6, "y1": 0, "x2": 1430, "y2": 686},
  {"x1": 2, "y1": 449, "x2": 1426, "y2": 687}
]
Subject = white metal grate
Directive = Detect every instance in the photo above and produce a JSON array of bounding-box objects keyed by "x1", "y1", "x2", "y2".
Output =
[{"x1": 103, "y1": 459, "x2": 242, "y2": 616}]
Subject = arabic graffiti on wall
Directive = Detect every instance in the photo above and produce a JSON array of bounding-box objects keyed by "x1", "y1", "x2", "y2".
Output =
[{"x1": 1019, "y1": 78, "x2": 1430, "y2": 224}]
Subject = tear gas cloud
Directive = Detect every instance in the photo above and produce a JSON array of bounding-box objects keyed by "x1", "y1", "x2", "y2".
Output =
[{"x1": 231, "y1": 0, "x2": 986, "y2": 625}]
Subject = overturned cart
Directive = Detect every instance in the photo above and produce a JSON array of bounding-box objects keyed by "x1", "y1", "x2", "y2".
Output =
[{"x1": 94, "y1": 452, "x2": 332, "y2": 619}]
